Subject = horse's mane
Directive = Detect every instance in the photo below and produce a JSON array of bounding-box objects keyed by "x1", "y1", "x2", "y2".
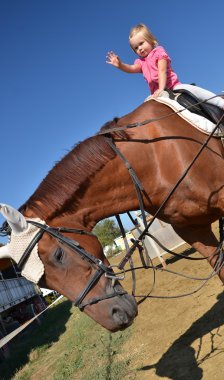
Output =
[{"x1": 20, "y1": 118, "x2": 129, "y2": 218}]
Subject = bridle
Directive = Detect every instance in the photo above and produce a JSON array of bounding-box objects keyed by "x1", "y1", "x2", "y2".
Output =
[{"x1": 17, "y1": 220, "x2": 126, "y2": 311}]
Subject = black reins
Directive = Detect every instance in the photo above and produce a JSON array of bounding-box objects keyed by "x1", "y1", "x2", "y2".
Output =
[{"x1": 104, "y1": 110, "x2": 224, "y2": 269}]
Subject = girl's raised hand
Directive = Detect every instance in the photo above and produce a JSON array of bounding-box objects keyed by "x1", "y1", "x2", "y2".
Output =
[{"x1": 106, "y1": 51, "x2": 121, "y2": 68}]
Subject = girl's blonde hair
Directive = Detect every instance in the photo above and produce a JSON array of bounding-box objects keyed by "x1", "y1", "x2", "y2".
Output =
[{"x1": 129, "y1": 23, "x2": 158, "y2": 50}]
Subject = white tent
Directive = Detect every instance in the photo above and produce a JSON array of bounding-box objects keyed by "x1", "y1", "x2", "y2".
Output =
[{"x1": 132, "y1": 212, "x2": 185, "y2": 267}]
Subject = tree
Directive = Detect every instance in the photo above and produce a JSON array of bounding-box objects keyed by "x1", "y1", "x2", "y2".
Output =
[{"x1": 93, "y1": 219, "x2": 121, "y2": 247}]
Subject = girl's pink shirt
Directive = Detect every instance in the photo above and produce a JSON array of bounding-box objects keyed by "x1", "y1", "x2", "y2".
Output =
[{"x1": 134, "y1": 45, "x2": 181, "y2": 94}]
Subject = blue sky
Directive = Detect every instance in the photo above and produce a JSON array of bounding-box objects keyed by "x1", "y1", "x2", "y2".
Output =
[{"x1": 0, "y1": 0, "x2": 224, "y2": 235}]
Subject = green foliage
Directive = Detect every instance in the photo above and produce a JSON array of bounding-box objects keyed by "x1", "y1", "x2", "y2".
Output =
[
  {"x1": 93, "y1": 219, "x2": 122, "y2": 247},
  {"x1": 106, "y1": 246, "x2": 121, "y2": 258}
]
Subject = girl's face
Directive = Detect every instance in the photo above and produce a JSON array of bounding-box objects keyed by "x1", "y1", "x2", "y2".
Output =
[{"x1": 130, "y1": 32, "x2": 154, "y2": 58}]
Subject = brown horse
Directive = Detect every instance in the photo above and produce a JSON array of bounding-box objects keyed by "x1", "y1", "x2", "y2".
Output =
[{"x1": 0, "y1": 99, "x2": 224, "y2": 332}]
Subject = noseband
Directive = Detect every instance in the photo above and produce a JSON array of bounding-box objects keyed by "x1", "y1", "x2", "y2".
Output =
[{"x1": 17, "y1": 220, "x2": 126, "y2": 311}]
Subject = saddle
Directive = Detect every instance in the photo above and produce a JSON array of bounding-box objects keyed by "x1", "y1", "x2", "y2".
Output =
[{"x1": 166, "y1": 88, "x2": 224, "y2": 127}]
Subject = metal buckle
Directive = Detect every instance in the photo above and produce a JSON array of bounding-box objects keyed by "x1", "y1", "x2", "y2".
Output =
[{"x1": 105, "y1": 265, "x2": 125, "y2": 286}]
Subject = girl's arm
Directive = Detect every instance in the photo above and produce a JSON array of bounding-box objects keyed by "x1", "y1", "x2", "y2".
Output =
[
  {"x1": 106, "y1": 51, "x2": 141, "y2": 73},
  {"x1": 153, "y1": 59, "x2": 168, "y2": 97}
]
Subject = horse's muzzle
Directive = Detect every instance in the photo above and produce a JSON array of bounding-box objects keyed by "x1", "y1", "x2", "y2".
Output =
[{"x1": 109, "y1": 287, "x2": 138, "y2": 332}]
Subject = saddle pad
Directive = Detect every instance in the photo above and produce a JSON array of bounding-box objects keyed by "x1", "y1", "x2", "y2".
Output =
[{"x1": 145, "y1": 91, "x2": 223, "y2": 137}]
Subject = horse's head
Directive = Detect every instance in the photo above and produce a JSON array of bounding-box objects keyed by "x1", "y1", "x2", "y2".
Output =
[{"x1": 0, "y1": 204, "x2": 137, "y2": 332}]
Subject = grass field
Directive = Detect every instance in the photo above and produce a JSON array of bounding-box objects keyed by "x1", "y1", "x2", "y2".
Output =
[{"x1": 0, "y1": 297, "x2": 135, "y2": 380}]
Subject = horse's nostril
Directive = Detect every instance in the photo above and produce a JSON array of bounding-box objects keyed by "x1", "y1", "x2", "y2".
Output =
[{"x1": 111, "y1": 306, "x2": 129, "y2": 325}]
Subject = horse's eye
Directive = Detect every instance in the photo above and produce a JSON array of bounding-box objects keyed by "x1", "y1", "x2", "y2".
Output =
[{"x1": 55, "y1": 247, "x2": 64, "y2": 263}]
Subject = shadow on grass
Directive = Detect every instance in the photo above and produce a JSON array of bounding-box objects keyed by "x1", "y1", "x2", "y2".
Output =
[
  {"x1": 0, "y1": 299, "x2": 72, "y2": 380},
  {"x1": 138, "y1": 291, "x2": 224, "y2": 380}
]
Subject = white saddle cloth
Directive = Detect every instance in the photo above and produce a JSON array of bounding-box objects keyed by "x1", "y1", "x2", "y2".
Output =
[{"x1": 145, "y1": 91, "x2": 223, "y2": 137}]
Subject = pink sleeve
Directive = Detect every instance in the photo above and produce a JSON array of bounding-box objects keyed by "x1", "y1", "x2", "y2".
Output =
[
  {"x1": 134, "y1": 58, "x2": 142, "y2": 70},
  {"x1": 154, "y1": 46, "x2": 171, "y2": 62}
]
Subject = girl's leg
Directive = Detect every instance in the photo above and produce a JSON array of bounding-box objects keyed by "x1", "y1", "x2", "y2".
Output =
[{"x1": 174, "y1": 83, "x2": 224, "y2": 110}]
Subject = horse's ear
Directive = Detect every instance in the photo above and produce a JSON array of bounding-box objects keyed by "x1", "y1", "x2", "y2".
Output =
[{"x1": 0, "y1": 204, "x2": 28, "y2": 235}]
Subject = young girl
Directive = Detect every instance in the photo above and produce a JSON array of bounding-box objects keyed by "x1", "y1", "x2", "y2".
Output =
[{"x1": 106, "y1": 23, "x2": 224, "y2": 110}]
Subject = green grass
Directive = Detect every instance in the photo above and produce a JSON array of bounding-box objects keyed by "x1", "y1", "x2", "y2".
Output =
[{"x1": 0, "y1": 299, "x2": 133, "y2": 380}]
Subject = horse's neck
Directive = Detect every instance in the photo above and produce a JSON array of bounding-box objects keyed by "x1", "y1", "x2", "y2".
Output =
[
  {"x1": 69, "y1": 155, "x2": 141, "y2": 230},
  {"x1": 22, "y1": 155, "x2": 139, "y2": 229}
]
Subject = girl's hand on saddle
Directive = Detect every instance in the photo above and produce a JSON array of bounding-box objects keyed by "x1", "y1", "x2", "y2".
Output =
[
  {"x1": 152, "y1": 89, "x2": 164, "y2": 98},
  {"x1": 106, "y1": 51, "x2": 121, "y2": 68}
]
